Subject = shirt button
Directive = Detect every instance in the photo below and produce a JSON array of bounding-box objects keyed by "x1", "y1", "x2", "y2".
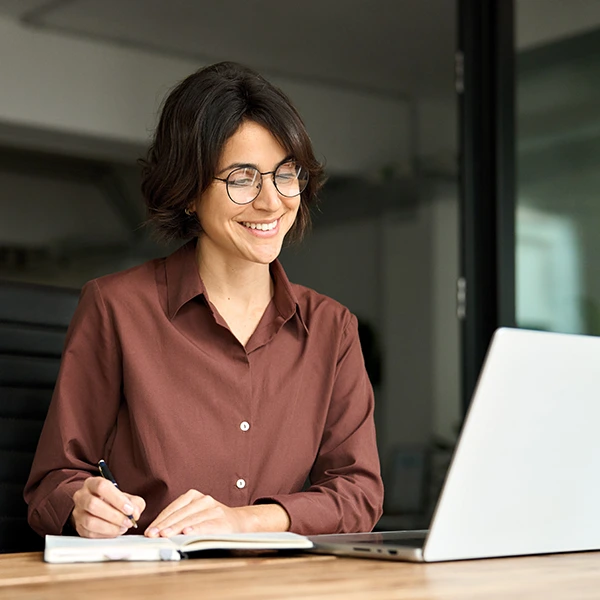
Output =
[
  {"x1": 240, "y1": 421, "x2": 250, "y2": 431},
  {"x1": 236, "y1": 478, "x2": 246, "y2": 489}
]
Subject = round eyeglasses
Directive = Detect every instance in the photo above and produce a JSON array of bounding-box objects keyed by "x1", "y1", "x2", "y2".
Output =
[{"x1": 214, "y1": 160, "x2": 309, "y2": 205}]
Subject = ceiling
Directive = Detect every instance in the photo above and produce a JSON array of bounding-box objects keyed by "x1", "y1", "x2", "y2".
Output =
[
  {"x1": 0, "y1": 0, "x2": 456, "y2": 102},
  {"x1": 0, "y1": 0, "x2": 598, "y2": 105}
]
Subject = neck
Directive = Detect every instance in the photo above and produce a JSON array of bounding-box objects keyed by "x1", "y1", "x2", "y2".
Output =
[{"x1": 195, "y1": 237, "x2": 273, "y2": 307}]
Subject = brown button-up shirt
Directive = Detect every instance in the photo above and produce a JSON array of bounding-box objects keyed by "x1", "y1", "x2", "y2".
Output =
[{"x1": 24, "y1": 240, "x2": 383, "y2": 536}]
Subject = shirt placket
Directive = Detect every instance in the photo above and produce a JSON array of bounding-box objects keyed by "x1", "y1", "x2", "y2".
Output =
[{"x1": 234, "y1": 352, "x2": 253, "y2": 502}]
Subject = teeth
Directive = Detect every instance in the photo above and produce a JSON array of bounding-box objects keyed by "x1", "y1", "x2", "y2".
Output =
[{"x1": 242, "y1": 220, "x2": 277, "y2": 231}]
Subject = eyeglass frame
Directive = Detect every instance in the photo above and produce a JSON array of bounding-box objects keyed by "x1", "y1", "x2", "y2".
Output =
[{"x1": 213, "y1": 158, "x2": 308, "y2": 205}]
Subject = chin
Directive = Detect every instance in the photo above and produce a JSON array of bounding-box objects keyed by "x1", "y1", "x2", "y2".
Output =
[
  {"x1": 247, "y1": 245, "x2": 283, "y2": 265},
  {"x1": 249, "y1": 252, "x2": 280, "y2": 265}
]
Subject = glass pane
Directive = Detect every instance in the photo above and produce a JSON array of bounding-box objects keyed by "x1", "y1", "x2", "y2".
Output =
[{"x1": 516, "y1": 4, "x2": 600, "y2": 335}]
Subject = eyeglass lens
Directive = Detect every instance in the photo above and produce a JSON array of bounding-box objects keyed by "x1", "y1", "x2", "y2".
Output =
[{"x1": 227, "y1": 161, "x2": 308, "y2": 204}]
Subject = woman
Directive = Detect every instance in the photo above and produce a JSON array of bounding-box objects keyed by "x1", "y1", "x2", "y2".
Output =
[{"x1": 24, "y1": 62, "x2": 383, "y2": 539}]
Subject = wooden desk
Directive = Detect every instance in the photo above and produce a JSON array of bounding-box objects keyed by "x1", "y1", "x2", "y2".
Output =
[{"x1": 1, "y1": 550, "x2": 600, "y2": 599}]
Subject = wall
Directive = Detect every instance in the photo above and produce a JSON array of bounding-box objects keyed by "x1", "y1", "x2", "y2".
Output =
[{"x1": 0, "y1": 16, "x2": 410, "y2": 174}]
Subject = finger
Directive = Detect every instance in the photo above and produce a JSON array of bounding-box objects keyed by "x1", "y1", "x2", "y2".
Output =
[
  {"x1": 174, "y1": 507, "x2": 234, "y2": 536},
  {"x1": 145, "y1": 490, "x2": 204, "y2": 535},
  {"x1": 76, "y1": 490, "x2": 136, "y2": 530},
  {"x1": 156, "y1": 503, "x2": 223, "y2": 537},
  {"x1": 77, "y1": 519, "x2": 128, "y2": 539},
  {"x1": 182, "y1": 520, "x2": 232, "y2": 535},
  {"x1": 72, "y1": 508, "x2": 130, "y2": 539},
  {"x1": 123, "y1": 493, "x2": 146, "y2": 521},
  {"x1": 151, "y1": 495, "x2": 219, "y2": 536},
  {"x1": 181, "y1": 512, "x2": 242, "y2": 536},
  {"x1": 85, "y1": 477, "x2": 138, "y2": 518}
]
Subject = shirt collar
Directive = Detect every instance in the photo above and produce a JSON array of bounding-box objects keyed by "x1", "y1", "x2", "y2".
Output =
[
  {"x1": 164, "y1": 239, "x2": 308, "y2": 333},
  {"x1": 165, "y1": 239, "x2": 205, "y2": 320},
  {"x1": 269, "y1": 258, "x2": 309, "y2": 334}
]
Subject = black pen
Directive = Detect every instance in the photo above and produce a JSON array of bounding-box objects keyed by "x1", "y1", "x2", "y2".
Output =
[{"x1": 97, "y1": 459, "x2": 138, "y2": 528}]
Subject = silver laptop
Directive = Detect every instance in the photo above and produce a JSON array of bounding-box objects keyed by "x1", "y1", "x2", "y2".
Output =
[{"x1": 310, "y1": 328, "x2": 600, "y2": 562}]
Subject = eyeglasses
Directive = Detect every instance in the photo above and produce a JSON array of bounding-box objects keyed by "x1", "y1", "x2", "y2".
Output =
[{"x1": 214, "y1": 160, "x2": 309, "y2": 205}]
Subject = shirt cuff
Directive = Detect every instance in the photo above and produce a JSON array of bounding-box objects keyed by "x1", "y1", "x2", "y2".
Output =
[
  {"x1": 28, "y1": 478, "x2": 86, "y2": 537},
  {"x1": 254, "y1": 492, "x2": 342, "y2": 536}
]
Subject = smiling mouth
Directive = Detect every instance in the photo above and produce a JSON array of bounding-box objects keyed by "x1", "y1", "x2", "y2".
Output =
[{"x1": 240, "y1": 219, "x2": 279, "y2": 231}]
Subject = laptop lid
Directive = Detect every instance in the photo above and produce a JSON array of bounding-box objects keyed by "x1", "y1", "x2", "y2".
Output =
[{"x1": 423, "y1": 327, "x2": 600, "y2": 561}]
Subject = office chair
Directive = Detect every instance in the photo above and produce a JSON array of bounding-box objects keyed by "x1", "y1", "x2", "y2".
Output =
[{"x1": 0, "y1": 280, "x2": 79, "y2": 553}]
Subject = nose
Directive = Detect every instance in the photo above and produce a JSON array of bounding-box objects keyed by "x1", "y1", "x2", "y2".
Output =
[{"x1": 252, "y1": 176, "x2": 282, "y2": 211}]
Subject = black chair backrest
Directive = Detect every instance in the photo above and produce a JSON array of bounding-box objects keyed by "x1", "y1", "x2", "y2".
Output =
[{"x1": 0, "y1": 280, "x2": 79, "y2": 553}]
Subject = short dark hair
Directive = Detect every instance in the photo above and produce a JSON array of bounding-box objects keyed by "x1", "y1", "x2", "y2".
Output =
[{"x1": 140, "y1": 61, "x2": 324, "y2": 243}]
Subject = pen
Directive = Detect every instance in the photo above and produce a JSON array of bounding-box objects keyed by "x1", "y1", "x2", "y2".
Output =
[{"x1": 97, "y1": 459, "x2": 138, "y2": 528}]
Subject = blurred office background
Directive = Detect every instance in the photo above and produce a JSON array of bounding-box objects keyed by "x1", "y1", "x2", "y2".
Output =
[
  {"x1": 0, "y1": 0, "x2": 598, "y2": 528},
  {"x1": 516, "y1": 2, "x2": 600, "y2": 337}
]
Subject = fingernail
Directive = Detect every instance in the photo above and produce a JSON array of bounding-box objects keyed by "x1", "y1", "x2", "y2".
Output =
[
  {"x1": 183, "y1": 527, "x2": 193, "y2": 534},
  {"x1": 124, "y1": 503, "x2": 134, "y2": 514},
  {"x1": 161, "y1": 527, "x2": 173, "y2": 537},
  {"x1": 123, "y1": 518, "x2": 133, "y2": 528},
  {"x1": 119, "y1": 526, "x2": 127, "y2": 534},
  {"x1": 147, "y1": 527, "x2": 158, "y2": 537}
]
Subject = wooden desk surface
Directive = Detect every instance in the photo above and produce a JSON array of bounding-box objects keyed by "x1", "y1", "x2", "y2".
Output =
[{"x1": 1, "y1": 550, "x2": 600, "y2": 599}]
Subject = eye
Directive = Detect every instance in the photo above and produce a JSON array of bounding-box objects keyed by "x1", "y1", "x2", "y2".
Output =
[
  {"x1": 229, "y1": 178, "x2": 254, "y2": 187},
  {"x1": 229, "y1": 168, "x2": 259, "y2": 187},
  {"x1": 275, "y1": 173, "x2": 295, "y2": 183},
  {"x1": 275, "y1": 162, "x2": 299, "y2": 181}
]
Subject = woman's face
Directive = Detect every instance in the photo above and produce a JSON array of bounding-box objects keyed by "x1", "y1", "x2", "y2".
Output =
[{"x1": 192, "y1": 121, "x2": 300, "y2": 267}]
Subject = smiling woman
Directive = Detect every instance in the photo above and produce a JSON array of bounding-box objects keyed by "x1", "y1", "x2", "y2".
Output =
[
  {"x1": 23, "y1": 62, "x2": 384, "y2": 541},
  {"x1": 193, "y1": 121, "x2": 302, "y2": 269},
  {"x1": 140, "y1": 61, "x2": 322, "y2": 245}
]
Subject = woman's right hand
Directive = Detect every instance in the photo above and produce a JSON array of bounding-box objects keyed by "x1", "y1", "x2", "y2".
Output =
[{"x1": 71, "y1": 477, "x2": 146, "y2": 538}]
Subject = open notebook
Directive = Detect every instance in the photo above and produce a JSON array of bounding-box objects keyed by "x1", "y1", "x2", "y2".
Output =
[{"x1": 44, "y1": 532, "x2": 313, "y2": 563}]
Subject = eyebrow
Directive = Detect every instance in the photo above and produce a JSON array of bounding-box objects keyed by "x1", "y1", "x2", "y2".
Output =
[{"x1": 216, "y1": 155, "x2": 294, "y2": 175}]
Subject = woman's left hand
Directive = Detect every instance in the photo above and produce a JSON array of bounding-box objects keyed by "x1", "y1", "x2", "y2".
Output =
[{"x1": 144, "y1": 490, "x2": 250, "y2": 537}]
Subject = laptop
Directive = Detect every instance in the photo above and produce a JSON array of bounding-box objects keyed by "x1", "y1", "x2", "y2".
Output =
[{"x1": 310, "y1": 328, "x2": 600, "y2": 562}]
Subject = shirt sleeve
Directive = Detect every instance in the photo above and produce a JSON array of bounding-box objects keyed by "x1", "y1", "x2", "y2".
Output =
[
  {"x1": 255, "y1": 313, "x2": 384, "y2": 534},
  {"x1": 23, "y1": 280, "x2": 123, "y2": 536}
]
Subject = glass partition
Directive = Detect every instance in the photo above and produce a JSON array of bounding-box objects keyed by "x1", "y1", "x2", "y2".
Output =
[{"x1": 516, "y1": 6, "x2": 600, "y2": 335}]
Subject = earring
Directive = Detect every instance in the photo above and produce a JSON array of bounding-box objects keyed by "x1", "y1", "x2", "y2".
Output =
[{"x1": 184, "y1": 207, "x2": 193, "y2": 216}]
